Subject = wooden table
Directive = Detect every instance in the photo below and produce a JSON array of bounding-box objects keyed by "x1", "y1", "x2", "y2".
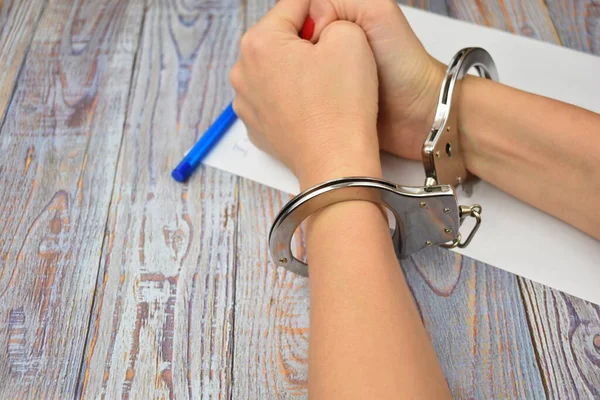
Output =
[{"x1": 0, "y1": 0, "x2": 599, "y2": 398}]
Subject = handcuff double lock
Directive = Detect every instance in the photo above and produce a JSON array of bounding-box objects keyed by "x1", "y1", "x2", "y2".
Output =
[{"x1": 269, "y1": 48, "x2": 499, "y2": 277}]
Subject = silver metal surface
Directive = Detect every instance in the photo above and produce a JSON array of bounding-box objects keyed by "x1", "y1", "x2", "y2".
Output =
[
  {"x1": 422, "y1": 47, "x2": 499, "y2": 187},
  {"x1": 269, "y1": 177, "x2": 459, "y2": 277}
]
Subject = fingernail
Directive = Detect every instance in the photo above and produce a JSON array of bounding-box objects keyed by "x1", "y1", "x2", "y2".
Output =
[{"x1": 300, "y1": 16, "x2": 315, "y2": 40}]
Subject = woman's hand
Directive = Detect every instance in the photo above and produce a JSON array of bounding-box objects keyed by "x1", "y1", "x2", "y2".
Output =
[
  {"x1": 306, "y1": 0, "x2": 445, "y2": 160},
  {"x1": 230, "y1": 0, "x2": 382, "y2": 189}
]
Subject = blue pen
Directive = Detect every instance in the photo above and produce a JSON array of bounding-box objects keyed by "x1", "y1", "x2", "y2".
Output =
[{"x1": 171, "y1": 102, "x2": 237, "y2": 182}]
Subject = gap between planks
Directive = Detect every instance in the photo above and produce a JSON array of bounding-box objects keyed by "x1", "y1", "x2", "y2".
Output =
[{"x1": 0, "y1": 0, "x2": 49, "y2": 134}]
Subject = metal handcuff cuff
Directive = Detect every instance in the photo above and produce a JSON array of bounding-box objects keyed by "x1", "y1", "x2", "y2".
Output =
[{"x1": 269, "y1": 47, "x2": 499, "y2": 277}]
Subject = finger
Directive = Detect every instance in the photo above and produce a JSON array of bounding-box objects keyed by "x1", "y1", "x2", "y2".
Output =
[
  {"x1": 258, "y1": 0, "x2": 312, "y2": 35},
  {"x1": 307, "y1": 0, "x2": 411, "y2": 42},
  {"x1": 317, "y1": 20, "x2": 369, "y2": 50}
]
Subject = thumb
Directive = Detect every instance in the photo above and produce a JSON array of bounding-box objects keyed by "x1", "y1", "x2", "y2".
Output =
[
  {"x1": 316, "y1": 20, "x2": 370, "y2": 50},
  {"x1": 316, "y1": 20, "x2": 378, "y2": 73},
  {"x1": 306, "y1": 0, "x2": 419, "y2": 48}
]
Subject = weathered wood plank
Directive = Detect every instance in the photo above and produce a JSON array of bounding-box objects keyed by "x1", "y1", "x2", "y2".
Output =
[
  {"x1": 404, "y1": 248, "x2": 546, "y2": 398},
  {"x1": 232, "y1": 181, "x2": 310, "y2": 399},
  {"x1": 76, "y1": 0, "x2": 243, "y2": 398},
  {"x1": 0, "y1": 0, "x2": 46, "y2": 126},
  {"x1": 519, "y1": 279, "x2": 600, "y2": 398},
  {"x1": 446, "y1": 0, "x2": 561, "y2": 42},
  {"x1": 545, "y1": 0, "x2": 600, "y2": 54},
  {"x1": 0, "y1": 0, "x2": 143, "y2": 398}
]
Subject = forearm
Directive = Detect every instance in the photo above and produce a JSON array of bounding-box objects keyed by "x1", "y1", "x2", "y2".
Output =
[
  {"x1": 301, "y1": 161, "x2": 451, "y2": 399},
  {"x1": 459, "y1": 77, "x2": 600, "y2": 239}
]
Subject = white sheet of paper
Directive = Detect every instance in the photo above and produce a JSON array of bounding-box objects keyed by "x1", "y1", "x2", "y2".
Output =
[{"x1": 203, "y1": 6, "x2": 600, "y2": 305}]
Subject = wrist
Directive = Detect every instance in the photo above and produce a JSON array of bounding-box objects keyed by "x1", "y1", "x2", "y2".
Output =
[
  {"x1": 294, "y1": 127, "x2": 382, "y2": 190},
  {"x1": 456, "y1": 75, "x2": 490, "y2": 175},
  {"x1": 297, "y1": 152, "x2": 382, "y2": 191},
  {"x1": 416, "y1": 58, "x2": 447, "y2": 142},
  {"x1": 380, "y1": 58, "x2": 446, "y2": 160}
]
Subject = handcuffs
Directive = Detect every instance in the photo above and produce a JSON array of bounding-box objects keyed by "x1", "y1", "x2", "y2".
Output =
[{"x1": 269, "y1": 48, "x2": 499, "y2": 277}]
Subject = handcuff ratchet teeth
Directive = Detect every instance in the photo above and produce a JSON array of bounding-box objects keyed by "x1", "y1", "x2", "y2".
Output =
[{"x1": 268, "y1": 48, "x2": 499, "y2": 277}]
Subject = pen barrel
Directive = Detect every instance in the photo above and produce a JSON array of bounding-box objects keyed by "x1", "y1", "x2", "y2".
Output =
[{"x1": 172, "y1": 102, "x2": 237, "y2": 182}]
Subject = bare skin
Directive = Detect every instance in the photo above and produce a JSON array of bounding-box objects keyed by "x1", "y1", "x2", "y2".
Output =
[
  {"x1": 457, "y1": 77, "x2": 600, "y2": 239},
  {"x1": 230, "y1": 0, "x2": 600, "y2": 398}
]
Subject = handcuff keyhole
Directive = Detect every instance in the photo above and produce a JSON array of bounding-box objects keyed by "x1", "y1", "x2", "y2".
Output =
[{"x1": 446, "y1": 143, "x2": 452, "y2": 158}]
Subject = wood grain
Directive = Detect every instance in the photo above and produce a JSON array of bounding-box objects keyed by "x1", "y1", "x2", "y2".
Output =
[
  {"x1": 76, "y1": 0, "x2": 243, "y2": 397},
  {"x1": 0, "y1": 0, "x2": 46, "y2": 126},
  {"x1": 545, "y1": 0, "x2": 600, "y2": 54},
  {"x1": 520, "y1": 279, "x2": 600, "y2": 398},
  {"x1": 403, "y1": 247, "x2": 545, "y2": 398},
  {"x1": 446, "y1": 0, "x2": 561, "y2": 42},
  {"x1": 0, "y1": 0, "x2": 143, "y2": 398},
  {"x1": 232, "y1": 180, "x2": 310, "y2": 399}
]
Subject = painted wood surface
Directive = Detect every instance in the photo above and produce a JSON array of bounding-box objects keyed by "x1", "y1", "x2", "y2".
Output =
[
  {"x1": 447, "y1": 0, "x2": 561, "y2": 42},
  {"x1": 0, "y1": 0, "x2": 599, "y2": 399},
  {"x1": 545, "y1": 0, "x2": 600, "y2": 53},
  {"x1": 0, "y1": 0, "x2": 46, "y2": 125},
  {"x1": 77, "y1": 0, "x2": 242, "y2": 398},
  {"x1": 520, "y1": 279, "x2": 600, "y2": 398},
  {"x1": 403, "y1": 247, "x2": 546, "y2": 398},
  {"x1": 232, "y1": 180, "x2": 310, "y2": 399},
  {"x1": 0, "y1": 0, "x2": 143, "y2": 398}
]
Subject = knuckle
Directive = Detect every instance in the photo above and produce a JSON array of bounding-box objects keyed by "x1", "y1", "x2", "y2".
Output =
[
  {"x1": 240, "y1": 29, "x2": 267, "y2": 56},
  {"x1": 327, "y1": 20, "x2": 365, "y2": 39}
]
